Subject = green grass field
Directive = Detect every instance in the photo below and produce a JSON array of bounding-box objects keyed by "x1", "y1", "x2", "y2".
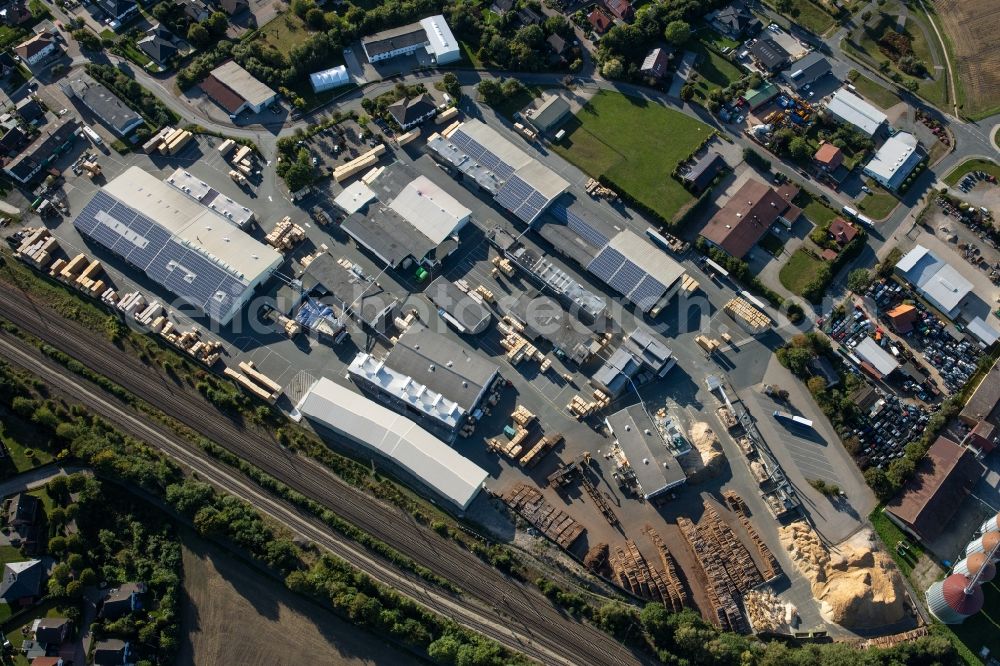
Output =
[
  {"x1": 257, "y1": 12, "x2": 314, "y2": 53},
  {"x1": 691, "y1": 42, "x2": 744, "y2": 95},
  {"x1": 857, "y1": 188, "x2": 898, "y2": 220},
  {"x1": 779, "y1": 248, "x2": 825, "y2": 295},
  {"x1": 944, "y1": 159, "x2": 1000, "y2": 186},
  {"x1": 551, "y1": 91, "x2": 712, "y2": 222},
  {"x1": 849, "y1": 73, "x2": 901, "y2": 109},
  {"x1": 776, "y1": 0, "x2": 836, "y2": 35},
  {"x1": 0, "y1": 411, "x2": 54, "y2": 476},
  {"x1": 796, "y1": 191, "x2": 839, "y2": 226}
]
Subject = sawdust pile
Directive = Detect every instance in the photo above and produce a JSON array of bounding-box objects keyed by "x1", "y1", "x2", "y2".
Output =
[
  {"x1": 680, "y1": 422, "x2": 725, "y2": 483},
  {"x1": 584, "y1": 543, "x2": 609, "y2": 574},
  {"x1": 778, "y1": 522, "x2": 906, "y2": 628}
]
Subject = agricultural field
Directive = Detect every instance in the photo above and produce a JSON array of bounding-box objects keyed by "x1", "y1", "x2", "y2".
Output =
[
  {"x1": 180, "y1": 537, "x2": 410, "y2": 665},
  {"x1": 551, "y1": 91, "x2": 712, "y2": 222},
  {"x1": 932, "y1": 0, "x2": 1000, "y2": 119}
]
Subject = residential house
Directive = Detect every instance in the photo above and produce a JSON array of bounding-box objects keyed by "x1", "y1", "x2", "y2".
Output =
[
  {"x1": 137, "y1": 24, "x2": 178, "y2": 66},
  {"x1": 640, "y1": 47, "x2": 670, "y2": 79},
  {"x1": 814, "y1": 142, "x2": 843, "y2": 171},
  {"x1": 93, "y1": 639, "x2": 133, "y2": 666},
  {"x1": 13, "y1": 33, "x2": 59, "y2": 67},
  {"x1": 681, "y1": 152, "x2": 725, "y2": 193},
  {"x1": 700, "y1": 179, "x2": 801, "y2": 258},
  {"x1": 14, "y1": 96, "x2": 45, "y2": 124},
  {"x1": 546, "y1": 33, "x2": 568, "y2": 63},
  {"x1": 749, "y1": 38, "x2": 789, "y2": 72},
  {"x1": 33, "y1": 618, "x2": 71, "y2": 647},
  {"x1": 4, "y1": 492, "x2": 39, "y2": 527},
  {"x1": 523, "y1": 94, "x2": 570, "y2": 133},
  {"x1": 0, "y1": 125, "x2": 26, "y2": 156},
  {"x1": 827, "y1": 217, "x2": 857, "y2": 245},
  {"x1": 587, "y1": 8, "x2": 612, "y2": 34},
  {"x1": 219, "y1": 0, "x2": 248, "y2": 14},
  {"x1": 3, "y1": 120, "x2": 77, "y2": 185},
  {"x1": 96, "y1": 0, "x2": 138, "y2": 23},
  {"x1": 0, "y1": 559, "x2": 44, "y2": 605},
  {"x1": 178, "y1": 0, "x2": 211, "y2": 22},
  {"x1": 0, "y1": 2, "x2": 32, "y2": 25},
  {"x1": 515, "y1": 6, "x2": 543, "y2": 26},
  {"x1": 602, "y1": 0, "x2": 634, "y2": 22},
  {"x1": 490, "y1": 0, "x2": 514, "y2": 14},
  {"x1": 101, "y1": 582, "x2": 146, "y2": 619},
  {"x1": 387, "y1": 93, "x2": 437, "y2": 130},
  {"x1": 710, "y1": 3, "x2": 761, "y2": 39},
  {"x1": 30, "y1": 658, "x2": 65, "y2": 666}
]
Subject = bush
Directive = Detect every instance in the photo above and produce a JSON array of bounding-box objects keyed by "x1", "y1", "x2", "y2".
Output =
[{"x1": 743, "y1": 147, "x2": 771, "y2": 171}]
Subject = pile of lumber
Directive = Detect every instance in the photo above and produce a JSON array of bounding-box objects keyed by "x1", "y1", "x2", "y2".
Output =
[
  {"x1": 724, "y1": 491, "x2": 781, "y2": 582},
  {"x1": 502, "y1": 483, "x2": 584, "y2": 549},
  {"x1": 568, "y1": 389, "x2": 610, "y2": 419},
  {"x1": 724, "y1": 297, "x2": 771, "y2": 334},
  {"x1": 699, "y1": 504, "x2": 764, "y2": 593},
  {"x1": 643, "y1": 527, "x2": 687, "y2": 611},
  {"x1": 677, "y1": 515, "x2": 746, "y2": 633},
  {"x1": 520, "y1": 432, "x2": 562, "y2": 468},
  {"x1": 608, "y1": 540, "x2": 678, "y2": 606}
]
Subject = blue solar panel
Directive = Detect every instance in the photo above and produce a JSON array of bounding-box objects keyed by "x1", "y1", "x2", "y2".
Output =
[
  {"x1": 548, "y1": 202, "x2": 609, "y2": 247},
  {"x1": 494, "y1": 161, "x2": 515, "y2": 180},
  {"x1": 587, "y1": 246, "x2": 626, "y2": 282},
  {"x1": 629, "y1": 274, "x2": 667, "y2": 311},
  {"x1": 72, "y1": 189, "x2": 255, "y2": 323}
]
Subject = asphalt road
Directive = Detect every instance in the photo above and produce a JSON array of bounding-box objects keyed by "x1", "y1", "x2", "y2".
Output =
[{"x1": 0, "y1": 272, "x2": 646, "y2": 666}]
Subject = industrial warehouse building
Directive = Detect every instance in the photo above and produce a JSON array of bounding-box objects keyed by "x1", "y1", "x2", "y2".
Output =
[
  {"x1": 72, "y1": 166, "x2": 282, "y2": 325},
  {"x1": 427, "y1": 119, "x2": 570, "y2": 224},
  {"x1": 606, "y1": 404, "x2": 686, "y2": 500},
  {"x1": 341, "y1": 174, "x2": 471, "y2": 269},
  {"x1": 825, "y1": 89, "x2": 887, "y2": 136},
  {"x1": 202, "y1": 61, "x2": 278, "y2": 117},
  {"x1": 165, "y1": 168, "x2": 255, "y2": 228},
  {"x1": 885, "y1": 436, "x2": 984, "y2": 542},
  {"x1": 863, "y1": 131, "x2": 923, "y2": 191},
  {"x1": 309, "y1": 65, "x2": 350, "y2": 93},
  {"x1": 895, "y1": 245, "x2": 974, "y2": 320},
  {"x1": 349, "y1": 323, "x2": 500, "y2": 440},
  {"x1": 700, "y1": 179, "x2": 801, "y2": 258},
  {"x1": 61, "y1": 74, "x2": 144, "y2": 137},
  {"x1": 425, "y1": 277, "x2": 492, "y2": 335},
  {"x1": 296, "y1": 377, "x2": 489, "y2": 510},
  {"x1": 361, "y1": 15, "x2": 460, "y2": 65}
]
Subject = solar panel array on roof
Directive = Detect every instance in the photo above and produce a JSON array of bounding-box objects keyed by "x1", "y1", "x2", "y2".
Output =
[
  {"x1": 74, "y1": 190, "x2": 251, "y2": 322},
  {"x1": 586, "y1": 244, "x2": 666, "y2": 309},
  {"x1": 548, "y1": 202, "x2": 609, "y2": 247}
]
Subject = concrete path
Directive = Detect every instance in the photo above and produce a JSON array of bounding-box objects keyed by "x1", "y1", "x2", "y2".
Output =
[{"x1": 0, "y1": 464, "x2": 81, "y2": 497}]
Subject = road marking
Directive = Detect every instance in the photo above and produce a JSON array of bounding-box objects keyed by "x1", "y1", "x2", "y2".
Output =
[{"x1": 268, "y1": 195, "x2": 273, "y2": 202}]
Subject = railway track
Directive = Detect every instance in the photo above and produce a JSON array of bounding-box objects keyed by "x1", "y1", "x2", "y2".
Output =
[{"x1": 0, "y1": 281, "x2": 643, "y2": 666}]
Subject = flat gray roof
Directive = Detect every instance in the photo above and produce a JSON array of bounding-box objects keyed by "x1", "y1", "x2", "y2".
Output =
[
  {"x1": 209, "y1": 60, "x2": 276, "y2": 108},
  {"x1": 425, "y1": 277, "x2": 492, "y2": 335},
  {"x1": 497, "y1": 288, "x2": 599, "y2": 363},
  {"x1": 298, "y1": 252, "x2": 400, "y2": 329},
  {"x1": 62, "y1": 75, "x2": 143, "y2": 136},
  {"x1": 387, "y1": 323, "x2": 500, "y2": 411},
  {"x1": 362, "y1": 22, "x2": 428, "y2": 57},
  {"x1": 607, "y1": 404, "x2": 686, "y2": 499}
]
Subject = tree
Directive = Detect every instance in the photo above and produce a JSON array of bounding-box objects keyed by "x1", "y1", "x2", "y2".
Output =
[
  {"x1": 204, "y1": 11, "x2": 228, "y2": 36},
  {"x1": 847, "y1": 268, "x2": 873, "y2": 293},
  {"x1": 441, "y1": 72, "x2": 460, "y2": 100},
  {"x1": 602, "y1": 58, "x2": 624, "y2": 79},
  {"x1": 680, "y1": 84, "x2": 694, "y2": 101},
  {"x1": 865, "y1": 466, "x2": 895, "y2": 500},
  {"x1": 48, "y1": 535, "x2": 67, "y2": 555},
  {"x1": 743, "y1": 147, "x2": 771, "y2": 171},
  {"x1": 789, "y1": 136, "x2": 812, "y2": 161},
  {"x1": 187, "y1": 23, "x2": 210, "y2": 48},
  {"x1": 305, "y1": 7, "x2": 326, "y2": 30},
  {"x1": 66, "y1": 580, "x2": 83, "y2": 599},
  {"x1": 806, "y1": 376, "x2": 827, "y2": 396},
  {"x1": 663, "y1": 20, "x2": 690, "y2": 46},
  {"x1": 79, "y1": 568, "x2": 97, "y2": 587},
  {"x1": 283, "y1": 149, "x2": 317, "y2": 193},
  {"x1": 476, "y1": 78, "x2": 503, "y2": 104}
]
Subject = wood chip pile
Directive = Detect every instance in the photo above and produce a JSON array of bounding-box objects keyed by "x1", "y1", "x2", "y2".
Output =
[{"x1": 503, "y1": 483, "x2": 585, "y2": 548}]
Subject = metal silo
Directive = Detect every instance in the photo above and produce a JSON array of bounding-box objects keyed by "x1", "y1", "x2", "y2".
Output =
[
  {"x1": 926, "y1": 574, "x2": 985, "y2": 624},
  {"x1": 965, "y1": 531, "x2": 1000, "y2": 561},
  {"x1": 952, "y1": 552, "x2": 997, "y2": 584}
]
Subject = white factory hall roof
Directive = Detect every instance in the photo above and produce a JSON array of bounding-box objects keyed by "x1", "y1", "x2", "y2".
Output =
[
  {"x1": 896, "y1": 245, "x2": 973, "y2": 317},
  {"x1": 334, "y1": 180, "x2": 377, "y2": 215},
  {"x1": 864, "y1": 131, "x2": 920, "y2": 188},
  {"x1": 854, "y1": 336, "x2": 899, "y2": 377},
  {"x1": 296, "y1": 377, "x2": 488, "y2": 509},
  {"x1": 102, "y1": 166, "x2": 279, "y2": 281},
  {"x1": 309, "y1": 65, "x2": 350, "y2": 93},
  {"x1": 165, "y1": 168, "x2": 255, "y2": 228},
  {"x1": 210, "y1": 60, "x2": 276, "y2": 108},
  {"x1": 826, "y1": 89, "x2": 887, "y2": 136},
  {"x1": 348, "y1": 351, "x2": 465, "y2": 429},
  {"x1": 389, "y1": 175, "x2": 471, "y2": 245},
  {"x1": 419, "y1": 15, "x2": 460, "y2": 64}
]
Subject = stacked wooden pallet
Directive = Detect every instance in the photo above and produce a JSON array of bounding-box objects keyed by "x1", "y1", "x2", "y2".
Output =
[
  {"x1": 608, "y1": 540, "x2": 676, "y2": 605},
  {"x1": 502, "y1": 483, "x2": 585, "y2": 549},
  {"x1": 677, "y1": 515, "x2": 745, "y2": 632},
  {"x1": 700, "y1": 504, "x2": 764, "y2": 593}
]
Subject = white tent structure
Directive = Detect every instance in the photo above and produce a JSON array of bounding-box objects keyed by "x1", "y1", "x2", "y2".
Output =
[
  {"x1": 295, "y1": 377, "x2": 488, "y2": 510},
  {"x1": 310, "y1": 65, "x2": 350, "y2": 93}
]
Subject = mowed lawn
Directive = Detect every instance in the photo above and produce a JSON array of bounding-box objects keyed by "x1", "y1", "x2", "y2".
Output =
[
  {"x1": 551, "y1": 91, "x2": 712, "y2": 222},
  {"x1": 779, "y1": 248, "x2": 824, "y2": 295}
]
